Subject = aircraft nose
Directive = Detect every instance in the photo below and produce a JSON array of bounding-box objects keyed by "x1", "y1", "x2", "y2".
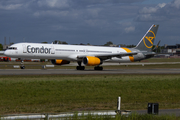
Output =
[{"x1": 4, "y1": 50, "x2": 9, "y2": 56}]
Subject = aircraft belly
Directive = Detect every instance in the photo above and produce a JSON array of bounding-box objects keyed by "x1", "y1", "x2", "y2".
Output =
[{"x1": 105, "y1": 56, "x2": 131, "y2": 63}]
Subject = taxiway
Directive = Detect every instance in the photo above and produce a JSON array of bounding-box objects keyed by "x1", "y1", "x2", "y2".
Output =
[{"x1": 0, "y1": 68, "x2": 180, "y2": 75}]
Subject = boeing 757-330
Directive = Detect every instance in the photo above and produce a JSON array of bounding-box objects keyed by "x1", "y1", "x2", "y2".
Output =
[{"x1": 4, "y1": 24, "x2": 159, "y2": 70}]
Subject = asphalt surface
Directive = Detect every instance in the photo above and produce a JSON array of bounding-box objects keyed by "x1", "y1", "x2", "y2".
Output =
[
  {"x1": 0, "y1": 68, "x2": 180, "y2": 75},
  {"x1": 135, "y1": 109, "x2": 180, "y2": 116}
]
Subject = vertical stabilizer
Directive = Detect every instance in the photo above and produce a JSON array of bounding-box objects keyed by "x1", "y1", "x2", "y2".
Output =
[{"x1": 135, "y1": 24, "x2": 159, "y2": 52}]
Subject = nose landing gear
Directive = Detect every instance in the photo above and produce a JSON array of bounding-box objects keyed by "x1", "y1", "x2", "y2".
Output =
[{"x1": 20, "y1": 60, "x2": 25, "y2": 69}]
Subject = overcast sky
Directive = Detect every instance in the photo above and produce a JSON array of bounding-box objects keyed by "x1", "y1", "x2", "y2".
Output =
[{"x1": 0, "y1": 0, "x2": 180, "y2": 46}]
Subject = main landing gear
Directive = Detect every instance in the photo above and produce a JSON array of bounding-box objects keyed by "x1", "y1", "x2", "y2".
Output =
[
  {"x1": 76, "y1": 62, "x2": 103, "y2": 70},
  {"x1": 76, "y1": 61, "x2": 85, "y2": 70},
  {"x1": 94, "y1": 66, "x2": 103, "y2": 70}
]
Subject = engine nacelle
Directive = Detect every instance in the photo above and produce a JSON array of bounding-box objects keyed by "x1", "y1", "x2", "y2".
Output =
[
  {"x1": 83, "y1": 56, "x2": 102, "y2": 66},
  {"x1": 51, "y1": 59, "x2": 70, "y2": 65}
]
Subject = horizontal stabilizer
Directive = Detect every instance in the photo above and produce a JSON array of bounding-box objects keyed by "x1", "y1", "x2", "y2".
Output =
[{"x1": 144, "y1": 52, "x2": 156, "y2": 56}]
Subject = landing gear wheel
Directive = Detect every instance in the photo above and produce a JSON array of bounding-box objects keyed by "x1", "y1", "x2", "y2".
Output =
[
  {"x1": 20, "y1": 60, "x2": 25, "y2": 69},
  {"x1": 76, "y1": 66, "x2": 85, "y2": 70},
  {"x1": 94, "y1": 66, "x2": 103, "y2": 70},
  {"x1": 20, "y1": 65, "x2": 25, "y2": 69}
]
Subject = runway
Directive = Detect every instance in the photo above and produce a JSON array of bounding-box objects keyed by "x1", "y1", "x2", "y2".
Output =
[{"x1": 0, "y1": 68, "x2": 180, "y2": 75}]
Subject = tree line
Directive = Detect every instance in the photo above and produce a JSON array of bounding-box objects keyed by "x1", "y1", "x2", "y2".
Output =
[
  {"x1": 0, "y1": 44, "x2": 2, "y2": 51},
  {"x1": 0, "y1": 41, "x2": 163, "y2": 53}
]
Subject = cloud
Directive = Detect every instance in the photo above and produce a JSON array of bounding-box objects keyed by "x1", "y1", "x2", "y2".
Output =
[
  {"x1": 33, "y1": 10, "x2": 69, "y2": 17},
  {"x1": 171, "y1": 0, "x2": 180, "y2": 9},
  {"x1": 158, "y1": 3, "x2": 166, "y2": 8},
  {"x1": 0, "y1": 3, "x2": 22, "y2": 10},
  {"x1": 72, "y1": 0, "x2": 145, "y2": 5},
  {"x1": 125, "y1": 26, "x2": 135, "y2": 33},
  {"x1": 86, "y1": 8, "x2": 102, "y2": 18},
  {"x1": 139, "y1": 3, "x2": 166, "y2": 14},
  {"x1": 135, "y1": 0, "x2": 180, "y2": 22},
  {"x1": 0, "y1": 0, "x2": 144, "y2": 45},
  {"x1": 37, "y1": 0, "x2": 70, "y2": 8},
  {"x1": 0, "y1": 0, "x2": 180, "y2": 45},
  {"x1": 135, "y1": 14, "x2": 167, "y2": 22}
]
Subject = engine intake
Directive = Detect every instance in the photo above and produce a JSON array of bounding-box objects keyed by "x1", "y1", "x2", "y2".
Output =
[
  {"x1": 83, "y1": 56, "x2": 102, "y2": 66},
  {"x1": 51, "y1": 59, "x2": 70, "y2": 65}
]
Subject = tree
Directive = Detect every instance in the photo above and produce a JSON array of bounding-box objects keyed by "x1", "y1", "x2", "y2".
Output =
[
  {"x1": 152, "y1": 45, "x2": 162, "y2": 53},
  {"x1": 126, "y1": 44, "x2": 136, "y2": 48},
  {"x1": 117, "y1": 44, "x2": 126, "y2": 47},
  {"x1": 0, "y1": 44, "x2": 3, "y2": 51},
  {"x1": 61, "y1": 41, "x2": 68, "y2": 44},
  {"x1": 53, "y1": 40, "x2": 68, "y2": 44},
  {"x1": 53, "y1": 40, "x2": 59, "y2": 44},
  {"x1": 42, "y1": 42, "x2": 48, "y2": 44},
  {"x1": 104, "y1": 41, "x2": 113, "y2": 46}
]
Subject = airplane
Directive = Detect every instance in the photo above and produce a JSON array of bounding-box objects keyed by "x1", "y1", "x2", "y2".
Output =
[{"x1": 4, "y1": 24, "x2": 159, "y2": 70}]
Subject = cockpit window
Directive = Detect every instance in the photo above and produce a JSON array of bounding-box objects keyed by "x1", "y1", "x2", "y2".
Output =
[{"x1": 8, "y1": 47, "x2": 17, "y2": 50}]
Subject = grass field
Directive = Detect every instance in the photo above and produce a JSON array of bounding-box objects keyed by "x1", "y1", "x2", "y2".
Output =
[
  {"x1": 68, "y1": 113, "x2": 179, "y2": 120},
  {"x1": 0, "y1": 74, "x2": 180, "y2": 115}
]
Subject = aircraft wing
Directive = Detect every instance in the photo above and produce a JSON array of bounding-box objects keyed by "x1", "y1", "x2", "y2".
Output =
[{"x1": 77, "y1": 52, "x2": 138, "y2": 59}]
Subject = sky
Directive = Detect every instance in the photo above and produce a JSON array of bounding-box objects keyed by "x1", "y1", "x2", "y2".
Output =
[{"x1": 0, "y1": 0, "x2": 180, "y2": 46}]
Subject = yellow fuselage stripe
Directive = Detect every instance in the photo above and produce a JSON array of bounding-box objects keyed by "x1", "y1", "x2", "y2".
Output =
[{"x1": 122, "y1": 48, "x2": 134, "y2": 62}]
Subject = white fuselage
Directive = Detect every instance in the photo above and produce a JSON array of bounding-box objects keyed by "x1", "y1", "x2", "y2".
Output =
[{"x1": 4, "y1": 43, "x2": 142, "y2": 63}]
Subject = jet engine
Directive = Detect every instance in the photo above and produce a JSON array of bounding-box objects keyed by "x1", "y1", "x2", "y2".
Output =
[
  {"x1": 83, "y1": 56, "x2": 102, "y2": 66},
  {"x1": 51, "y1": 59, "x2": 70, "y2": 65}
]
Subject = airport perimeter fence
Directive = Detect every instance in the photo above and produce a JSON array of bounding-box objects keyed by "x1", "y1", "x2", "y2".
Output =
[{"x1": 0, "y1": 111, "x2": 118, "y2": 120}]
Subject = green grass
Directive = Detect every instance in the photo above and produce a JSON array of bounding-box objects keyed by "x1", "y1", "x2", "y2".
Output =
[
  {"x1": 68, "y1": 113, "x2": 179, "y2": 120},
  {"x1": 0, "y1": 74, "x2": 180, "y2": 114}
]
